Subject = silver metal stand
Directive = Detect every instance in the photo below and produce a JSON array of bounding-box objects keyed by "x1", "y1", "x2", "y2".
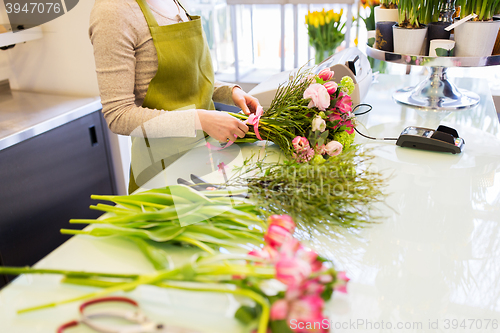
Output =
[
  {"x1": 393, "y1": 67, "x2": 480, "y2": 111},
  {"x1": 366, "y1": 46, "x2": 500, "y2": 111}
]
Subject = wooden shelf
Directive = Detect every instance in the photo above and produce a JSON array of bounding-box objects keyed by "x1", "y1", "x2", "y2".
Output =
[{"x1": 0, "y1": 26, "x2": 42, "y2": 48}]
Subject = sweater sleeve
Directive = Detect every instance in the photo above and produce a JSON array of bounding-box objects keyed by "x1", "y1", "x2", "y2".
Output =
[{"x1": 89, "y1": 0, "x2": 197, "y2": 138}]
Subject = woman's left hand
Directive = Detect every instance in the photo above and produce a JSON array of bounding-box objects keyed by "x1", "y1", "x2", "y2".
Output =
[{"x1": 232, "y1": 87, "x2": 261, "y2": 115}]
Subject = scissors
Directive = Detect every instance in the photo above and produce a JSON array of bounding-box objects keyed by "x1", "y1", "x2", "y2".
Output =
[{"x1": 57, "y1": 296, "x2": 200, "y2": 333}]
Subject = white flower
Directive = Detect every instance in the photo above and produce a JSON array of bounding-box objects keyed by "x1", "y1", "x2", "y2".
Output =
[{"x1": 311, "y1": 115, "x2": 326, "y2": 133}]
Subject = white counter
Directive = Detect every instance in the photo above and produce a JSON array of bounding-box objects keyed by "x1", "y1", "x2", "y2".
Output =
[{"x1": 1, "y1": 74, "x2": 500, "y2": 332}]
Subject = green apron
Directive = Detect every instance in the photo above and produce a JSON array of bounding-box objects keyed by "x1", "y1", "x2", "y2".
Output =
[{"x1": 130, "y1": 0, "x2": 215, "y2": 193}]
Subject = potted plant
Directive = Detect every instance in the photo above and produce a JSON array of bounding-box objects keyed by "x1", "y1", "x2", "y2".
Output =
[
  {"x1": 375, "y1": 0, "x2": 399, "y2": 22},
  {"x1": 392, "y1": 0, "x2": 428, "y2": 55},
  {"x1": 454, "y1": 0, "x2": 500, "y2": 56},
  {"x1": 306, "y1": 9, "x2": 346, "y2": 64},
  {"x1": 423, "y1": 0, "x2": 453, "y2": 56}
]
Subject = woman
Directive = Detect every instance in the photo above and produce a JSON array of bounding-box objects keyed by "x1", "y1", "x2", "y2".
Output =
[{"x1": 89, "y1": 0, "x2": 260, "y2": 193}]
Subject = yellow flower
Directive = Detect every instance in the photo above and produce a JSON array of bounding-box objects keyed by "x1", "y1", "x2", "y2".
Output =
[
  {"x1": 311, "y1": 14, "x2": 319, "y2": 28},
  {"x1": 305, "y1": 14, "x2": 309, "y2": 25},
  {"x1": 360, "y1": 0, "x2": 369, "y2": 8},
  {"x1": 327, "y1": 9, "x2": 335, "y2": 21},
  {"x1": 332, "y1": 11, "x2": 341, "y2": 22},
  {"x1": 354, "y1": 37, "x2": 358, "y2": 46},
  {"x1": 319, "y1": 13, "x2": 325, "y2": 26}
]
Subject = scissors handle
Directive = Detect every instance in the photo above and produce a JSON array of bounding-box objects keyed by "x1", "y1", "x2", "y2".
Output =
[{"x1": 80, "y1": 296, "x2": 138, "y2": 313}]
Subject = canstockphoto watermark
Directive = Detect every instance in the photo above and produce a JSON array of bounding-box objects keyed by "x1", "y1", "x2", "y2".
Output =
[
  {"x1": 2, "y1": 0, "x2": 79, "y2": 32},
  {"x1": 290, "y1": 319, "x2": 424, "y2": 331}
]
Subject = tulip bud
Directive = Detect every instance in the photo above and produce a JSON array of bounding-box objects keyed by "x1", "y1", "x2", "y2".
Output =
[
  {"x1": 268, "y1": 215, "x2": 296, "y2": 234},
  {"x1": 318, "y1": 68, "x2": 334, "y2": 81},
  {"x1": 323, "y1": 81, "x2": 338, "y2": 94}
]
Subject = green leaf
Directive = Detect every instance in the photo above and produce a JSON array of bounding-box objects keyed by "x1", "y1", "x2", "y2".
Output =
[
  {"x1": 126, "y1": 237, "x2": 170, "y2": 270},
  {"x1": 270, "y1": 320, "x2": 295, "y2": 333},
  {"x1": 435, "y1": 47, "x2": 452, "y2": 57},
  {"x1": 234, "y1": 305, "x2": 258, "y2": 325}
]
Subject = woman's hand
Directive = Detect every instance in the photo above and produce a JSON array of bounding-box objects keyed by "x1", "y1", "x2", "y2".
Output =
[
  {"x1": 196, "y1": 110, "x2": 249, "y2": 142},
  {"x1": 231, "y1": 87, "x2": 261, "y2": 115}
]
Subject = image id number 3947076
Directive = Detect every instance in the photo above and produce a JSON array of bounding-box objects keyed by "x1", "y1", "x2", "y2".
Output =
[
  {"x1": 4, "y1": 2, "x2": 62, "y2": 14},
  {"x1": 443, "y1": 319, "x2": 498, "y2": 330}
]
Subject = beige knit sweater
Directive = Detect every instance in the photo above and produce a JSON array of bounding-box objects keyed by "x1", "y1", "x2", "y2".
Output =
[{"x1": 89, "y1": 0, "x2": 236, "y2": 137}]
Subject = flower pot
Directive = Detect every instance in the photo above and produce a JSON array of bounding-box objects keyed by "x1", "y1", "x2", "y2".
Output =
[
  {"x1": 375, "y1": 21, "x2": 396, "y2": 52},
  {"x1": 426, "y1": 21, "x2": 451, "y2": 55},
  {"x1": 454, "y1": 20, "x2": 500, "y2": 57},
  {"x1": 429, "y1": 39, "x2": 455, "y2": 57},
  {"x1": 374, "y1": 7, "x2": 398, "y2": 23},
  {"x1": 392, "y1": 24, "x2": 428, "y2": 55}
]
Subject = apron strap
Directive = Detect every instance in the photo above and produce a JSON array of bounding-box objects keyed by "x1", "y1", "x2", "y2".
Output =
[
  {"x1": 136, "y1": 0, "x2": 160, "y2": 28},
  {"x1": 174, "y1": 0, "x2": 193, "y2": 21}
]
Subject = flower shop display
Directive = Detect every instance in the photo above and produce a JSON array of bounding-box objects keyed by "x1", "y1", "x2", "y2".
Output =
[
  {"x1": 305, "y1": 9, "x2": 346, "y2": 64},
  {"x1": 374, "y1": 0, "x2": 399, "y2": 23},
  {"x1": 393, "y1": 0, "x2": 428, "y2": 55},
  {"x1": 0, "y1": 215, "x2": 349, "y2": 333},
  {"x1": 454, "y1": 0, "x2": 500, "y2": 56}
]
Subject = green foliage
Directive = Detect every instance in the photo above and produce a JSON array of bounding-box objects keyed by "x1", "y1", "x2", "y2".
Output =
[
  {"x1": 458, "y1": 0, "x2": 500, "y2": 20},
  {"x1": 228, "y1": 146, "x2": 387, "y2": 233}
]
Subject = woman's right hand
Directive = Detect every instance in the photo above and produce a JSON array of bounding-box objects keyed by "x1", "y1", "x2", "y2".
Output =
[{"x1": 196, "y1": 110, "x2": 249, "y2": 142}]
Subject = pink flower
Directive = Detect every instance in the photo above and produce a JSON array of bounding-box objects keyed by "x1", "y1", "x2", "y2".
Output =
[
  {"x1": 325, "y1": 141, "x2": 342, "y2": 156},
  {"x1": 279, "y1": 238, "x2": 302, "y2": 258},
  {"x1": 301, "y1": 279, "x2": 326, "y2": 296},
  {"x1": 334, "y1": 271, "x2": 350, "y2": 294},
  {"x1": 311, "y1": 115, "x2": 326, "y2": 132},
  {"x1": 315, "y1": 144, "x2": 326, "y2": 155},
  {"x1": 248, "y1": 245, "x2": 279, "y2": 262},
  {"x1": 270, "y1": 299, "x2": 289, "y2": 320},
  {"x1": 268, "y1": 215, "x2": 295, "y2": 234},
  {"x1": 318, "y1": 68, "x2": 334, "y2": 82},
  {"x1": 297, "y1": 249, "x2": 323, "y2": 273},
  {"x1": 323, "y1": 81, "x2": 338, "y2": 95},
  {"x1": 265, "y1": 225, "x2": 293, "y2": 249},
  {"x1": 336, "y1": 92, "x2": 352, "y2": 114},
  {"x1": 293, "y1": 148, "x2": 315, "y2": 163},
  {"x1": 292, "y1": 136, "x2": 310, "y2": 152},
  {"x1": 303, "y1": 84, "x2": 331, "y2": 111},
  {"x1": 276, "y1": 256, "x2": 312, "y2": 287},
  {"x1": 288, "y1": 295, "x2": 327, "y2": 332}
]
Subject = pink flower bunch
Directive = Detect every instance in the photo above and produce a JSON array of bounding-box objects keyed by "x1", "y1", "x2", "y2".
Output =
[
  {"x1": 292, "y1": 136, "x2": 315, "y2": 163},
  {"x1": 328, "y1": 92, "x2": 355, "y2": 134},
  {"x1": 303, "y1": 68, "x2": 338, "y2": 112},
  {"x1": 248, "y1": 215, "x2": 348, "y2": 333}
]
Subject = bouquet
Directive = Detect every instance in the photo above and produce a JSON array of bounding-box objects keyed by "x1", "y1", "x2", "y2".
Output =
[
  {"x1": 305, "y1": 9, "x2": 346, "y2": 64},
  {"x1": 232, "y1": 67, "x2": 356, "y2": 164}
]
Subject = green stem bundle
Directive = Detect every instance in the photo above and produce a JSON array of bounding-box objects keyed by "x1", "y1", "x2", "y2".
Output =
[{"x1": 0, "y1": 254, "x2": 273, "y2": 333}]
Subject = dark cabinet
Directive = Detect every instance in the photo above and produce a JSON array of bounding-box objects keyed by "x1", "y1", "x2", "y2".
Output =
[{"x1": 0, "y1": 110, "x2": 117, "y2": 287}]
